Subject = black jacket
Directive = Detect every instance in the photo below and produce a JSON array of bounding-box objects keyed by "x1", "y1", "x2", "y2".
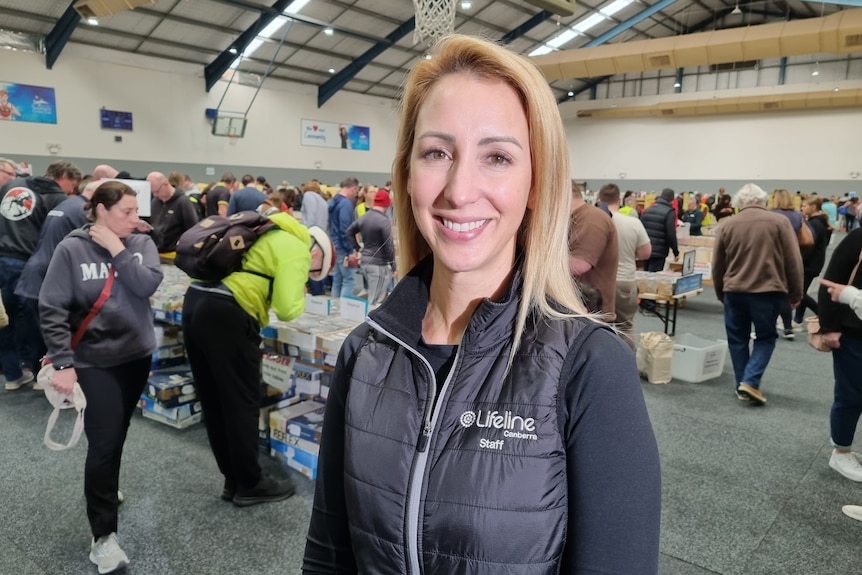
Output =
[
  {"x1": 0, "y1": 176, "x2": 68, "y2": 260},
  {"x1": 641, "y1": 197, "x2": 678, "y2": 259},
  {"x1": 819, "y1": 228, "x2": 862, "y2": 338},
  {"x1": 303, "y1": 256, "x2": 661, "y2": 574},
  {"x1": 803, "y1": 213, "x2": 831, "y2": 277},
  {"x1": 149, "y1": 191, "x2": 199, "y2": 253}
]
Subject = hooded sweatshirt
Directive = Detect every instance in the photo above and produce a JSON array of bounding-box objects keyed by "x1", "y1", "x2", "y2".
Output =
[
  {"x1": 39, "y1": 227, "x2": 163, "y2": 369},
  {"x1": 0, "y1": 176, "x2": 69, "y2": 260}
]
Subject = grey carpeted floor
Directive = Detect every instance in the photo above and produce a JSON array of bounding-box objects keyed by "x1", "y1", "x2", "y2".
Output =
[{"x1": 2, "y1": 235, "x2": 860, "y2": 575}]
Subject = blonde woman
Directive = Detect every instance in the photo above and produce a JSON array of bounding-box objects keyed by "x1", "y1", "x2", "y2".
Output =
[{"x1": 303, "y1": 35, "x2": 660, "y2": 574}]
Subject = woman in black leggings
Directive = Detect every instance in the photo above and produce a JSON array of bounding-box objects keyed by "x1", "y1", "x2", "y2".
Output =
[
  {"x1": 794, "y1": 197, "x2": 832, "y2": 324},
  {"x1": 40, "y1": 182, "x2": 162, "y2": 574}
]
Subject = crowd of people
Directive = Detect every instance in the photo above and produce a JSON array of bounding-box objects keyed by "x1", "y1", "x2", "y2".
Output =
[
  {"x1": 1, "y1": 31, "x2": 861, "y2": 575},
  {"x1": 0, "y1": 156, "x2": 398, "y2": 573}
]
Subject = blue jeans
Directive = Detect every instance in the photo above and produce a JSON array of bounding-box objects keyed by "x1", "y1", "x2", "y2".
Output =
[
  {"x1": 330, "y1": 250, "x2": 356, "y2": 299},
  {"x1": 723, "y1": 292, "x2": 783, "y2": 389},
  {"x1": 307, "y1": 279, "x2": 326, "y2": 296},
  {"x1": 0, "y1": 255, "x2": 41, "y2": 380},
  {"x1": 830, "y1": 334, "x2": 862, "y2": 448}
]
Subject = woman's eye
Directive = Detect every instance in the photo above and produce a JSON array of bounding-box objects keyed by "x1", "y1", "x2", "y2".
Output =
[
  {"x1": 422, "y1": 149, "x2": 448, "y2": 161},
  {"x1": 488, "y1": 154, "x2": 510, "y2": 166}
]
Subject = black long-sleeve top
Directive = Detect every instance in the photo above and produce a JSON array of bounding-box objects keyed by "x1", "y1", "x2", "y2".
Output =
[{"x1": 819, "y1": 228, "x2": 862, "y2": 338}]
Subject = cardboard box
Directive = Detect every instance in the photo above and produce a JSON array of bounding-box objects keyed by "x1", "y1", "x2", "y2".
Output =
[
  {"x1": 269, "y1": 400, "x2": 326, "y2": 434},
  {"x1": 153, "y1": 325, "x2": 180, "y2": 347},
  {"x1": 142, "y1": 409, "x2": 202, "y2": 429},
  {"x1": 270, "y1": 434, "x2": 320, "y2": 480},
  {"x1": 261, "y1": 354, "x2": 295, "y2": 392},
  {"x1": 293, "y1": 363, "x2": 323, "y2": 397},
  {"x1": 139, "y1": 395, "x2": 203, "y2": 428},
  {"x1": 259, "y1": 395, "x2": 302, "y2": 452},
  {"x1": 153, "y1": 308, "x2": 173, "y2": 323},
  {"x1": 151, "y1": 344, "x2": 186, "y2": 370},
  {"x1": 674, "y1": 273, "x2": 703, "y2": 295},
  {"x1": 286, "y1": 404, "x2": 325, "y2": 444},
  {"x1": 671, "y1": 334, "x2": 727, "y2": 383},
  {"x1": 146, "y1": 368, "x2": 196, "y2": 408}
]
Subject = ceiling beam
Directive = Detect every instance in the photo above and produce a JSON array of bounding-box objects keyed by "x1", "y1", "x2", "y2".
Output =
[
  {"x1": 45, "y1": 1, "x2": 80, "y2": 69},
  {"x1": 204, "y1": 0, "x2": 295, "y2": 92},
  {"x1": 561, "y1": 3, "x2": 739, "y2": 103},
  {"x1": 501, "y1": 10, "x2": 554, "y2": 44},
  {"x1": 317, "y1": 17, "x2": 415, "y2": 108},
  {"x1": 803, "y1": 0, "x2": 862, "y2": 6},
  {"x1": 583, "y1": 0, "x2": 682, "y2": 47}
]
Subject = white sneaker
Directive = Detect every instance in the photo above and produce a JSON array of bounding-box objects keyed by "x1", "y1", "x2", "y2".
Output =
[
  {"x1": 791, "y1": 321, "x2": 804, "y2": 332},
  {"x1": 89, "y1": 533, "x2": 129, "y2": 574},
  {"x1": 4, "y1": 370, "x2": 34, "y2": 391},
  {"x1": 829, "y1": 451, "x2": 862, "y2": 482},
  {"x1": 842, "y1": 505, "x2": 862, "y2": 521}
]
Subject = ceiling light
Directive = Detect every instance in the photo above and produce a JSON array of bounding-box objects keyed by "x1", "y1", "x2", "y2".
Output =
[
  {"x1": 600, "y1": 0, "x2": 635, "y2": 18},
  {"x1": 573, "y1": 13, "x2": 607, "y2": 34},
  {"x1": 328, "y1": 68, "x2": 335, "y2": 74},
  {"x1": 86, "y1": 17, "x2": 99, "y2": 26},
  {"x1": 673, "y1": 81, "x2": 681, "y2": 88},
  {"x1": 567, "y1": 91, "x2": 574, "y2": 97},
  {"x1": 811, "y1": 70, "x2": 819, "y2": 77},
  {"x1": 460, "y1": 0, "x2": 473, "y2": 9},
  {"x1": 229, "y1": 47, "x2": 238, "y2": 54},
  {"x1": 323, "y1": 27, "x2": 334, "y2": 36},
  {"x1": 424, "y1": 53, "x2": 432, "y2": 60},
  {"x1": 834, "y1": 86, "x2": 840, "y2": 92},
  {"x1": 731, "y1": 3, "x2": 742, "y2": 15},
  {"x1": 528, "y1": 45, "x2": 554, "y2": 57},
  {"x1": 547, "y1": 29, "x2": 578, "y2": 49},
  {"x1": 284, "y1": 0, "x2": 310, "y2": 15}
]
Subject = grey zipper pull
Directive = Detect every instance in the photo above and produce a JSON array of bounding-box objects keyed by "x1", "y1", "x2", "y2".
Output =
[{"x1": 417, "y1": 421, "x2": 431, "y2": 452}]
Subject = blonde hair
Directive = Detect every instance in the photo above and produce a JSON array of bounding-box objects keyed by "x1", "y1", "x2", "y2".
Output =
[
  {"x1": 391, "y1": 35, "x2": 589, "y2": 360},
  {"x1": 772, "y1": 188, "x2": 794, "y2": 210}
]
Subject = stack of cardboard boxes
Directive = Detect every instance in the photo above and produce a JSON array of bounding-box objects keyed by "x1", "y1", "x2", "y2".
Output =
[
  {"x1": 263, "y1": 295, "x2": 367, "y2": 480},
  {"x1": 148, "y1": 267, "x2": 366, "y2": 478},
  {"x1": 139, "y1": 365, "x2": 202, "y2": 429}
]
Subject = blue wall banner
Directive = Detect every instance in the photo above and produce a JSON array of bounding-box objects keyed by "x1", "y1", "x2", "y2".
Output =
[
  {"x1": 301, "y1": 119, "x2": 370, "y2": 151},
  {"x1": 0, "y1": 82, "x2": 57, "y2": 124}
]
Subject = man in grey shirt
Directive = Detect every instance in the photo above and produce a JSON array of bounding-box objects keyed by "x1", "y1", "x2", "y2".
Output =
[{"x1": 301, "y1": 181, "x2": 329, "y2": 295}]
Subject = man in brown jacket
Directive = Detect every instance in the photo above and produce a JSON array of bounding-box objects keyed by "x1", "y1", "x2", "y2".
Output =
[{"x1": 712, "y1": 183, "x2": 803, "y2": 406}]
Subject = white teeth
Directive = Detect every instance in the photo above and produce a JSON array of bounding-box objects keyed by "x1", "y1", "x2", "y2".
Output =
[{"x1": 442, "y1": 218, "x2": 487, "y2": 232}]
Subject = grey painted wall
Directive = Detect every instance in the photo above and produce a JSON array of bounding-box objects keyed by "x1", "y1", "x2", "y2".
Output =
[{"x1": 0, "y1": 155, "x2": 393, "y2": 189}]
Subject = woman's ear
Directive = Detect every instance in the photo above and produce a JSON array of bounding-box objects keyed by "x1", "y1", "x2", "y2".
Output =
[{"x1": 526, "y1": 188, "x2": 537, "y2": 210}]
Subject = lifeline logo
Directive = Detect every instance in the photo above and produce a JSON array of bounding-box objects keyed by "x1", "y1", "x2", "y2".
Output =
[{"x1": 460, "y1": 410, "x2": 538, "y2": 441}]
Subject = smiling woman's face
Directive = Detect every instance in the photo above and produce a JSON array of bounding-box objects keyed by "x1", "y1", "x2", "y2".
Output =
[{"x1": 408, "y1": 72, "x2": 532, "y2": 281}]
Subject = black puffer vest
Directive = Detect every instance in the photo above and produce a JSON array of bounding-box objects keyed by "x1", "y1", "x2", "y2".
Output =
[{"x1": 341, "y1": 257, "x2": 598, "y2": 574}]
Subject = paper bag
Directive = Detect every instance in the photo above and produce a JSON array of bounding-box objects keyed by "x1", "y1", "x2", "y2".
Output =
[{"x1": 637, "y1": 331, "x2": 674, "y2": 384}]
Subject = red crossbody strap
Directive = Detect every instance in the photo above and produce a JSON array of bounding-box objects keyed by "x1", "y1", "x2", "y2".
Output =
[{"x1": 71, "y1": 271, "x2": 114, "y2": 350}]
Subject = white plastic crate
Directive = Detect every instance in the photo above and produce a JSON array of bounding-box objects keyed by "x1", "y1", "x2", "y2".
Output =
[{"x1": 671, "y1": 334, "x2": 727, "y2": 383}]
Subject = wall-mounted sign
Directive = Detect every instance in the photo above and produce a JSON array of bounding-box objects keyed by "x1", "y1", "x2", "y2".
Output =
[
  {"x1": 101, "y1": 109, "x2": 133, "y2": 131},
  {"x1": 301, "y1": 119, "x2": 370, "y2": 151},
  {"x1": 0, "y1": 81, "x2": 56, "y2": 124}
]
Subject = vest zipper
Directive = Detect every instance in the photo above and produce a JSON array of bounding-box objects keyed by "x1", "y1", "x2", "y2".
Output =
[{"x1": 364, "y1": 317, "x2": 462, "y2": 575}]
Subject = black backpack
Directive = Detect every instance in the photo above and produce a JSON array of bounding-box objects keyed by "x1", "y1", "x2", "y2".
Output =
[{"x1": 174, "y1": 211, "x2": 276, "y2": 282}]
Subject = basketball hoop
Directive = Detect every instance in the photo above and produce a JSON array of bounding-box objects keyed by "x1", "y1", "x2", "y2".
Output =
[
  {"x1": 413, "y1": 0, "x2": 456, "y2": 45},
  {"x1": 227, "y1": 134, "x2": 239, "y2": 146}
]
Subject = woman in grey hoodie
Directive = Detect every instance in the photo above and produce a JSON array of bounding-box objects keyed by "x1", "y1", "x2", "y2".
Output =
[{"x1": 39, "y1": 181, "x2": 162, "y2": 574}]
